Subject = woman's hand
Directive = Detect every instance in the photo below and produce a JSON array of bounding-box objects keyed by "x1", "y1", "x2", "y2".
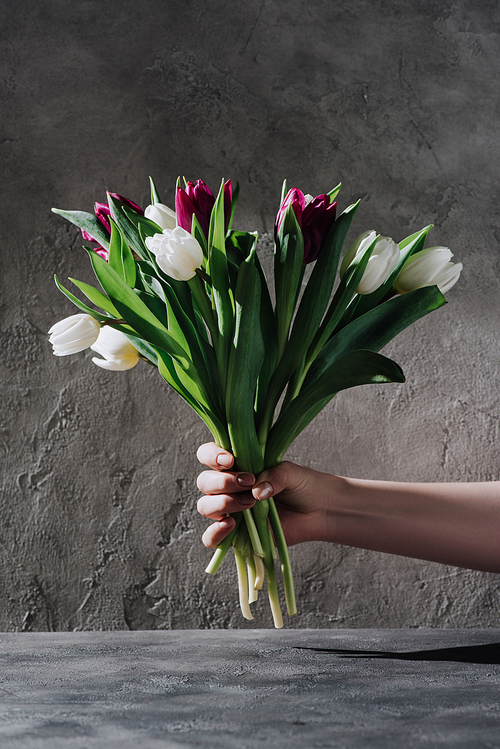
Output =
[
  {"x1": 197, "y1": 442, "x2": 500, "y2": 572},
  {"x1": 196, "y1": 442, "x2": 338, "y2": 548}
]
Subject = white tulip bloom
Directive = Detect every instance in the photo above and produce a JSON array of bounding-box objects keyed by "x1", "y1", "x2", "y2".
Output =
[
  {"x1": 340, "y1": 231, "x2": 400, "y2": 295},
  {"x1": 145, "y1": 226, "x2": 204, "y2": 282},
  {"x1": 394, "y1": 246, "x2": 463, "y2": 295},
  {"x1": 48, "y1": 314, "x2": 101, "y2": 356},
  {"x1": 340, "y1": 230, "x2": 377, "y2": 277},
  {"x1": 144, "y1": 202, "x2": 177, "y2": 231},
  {"x1": 90, "y1": 327, "x2": 140, "y2": 371}
]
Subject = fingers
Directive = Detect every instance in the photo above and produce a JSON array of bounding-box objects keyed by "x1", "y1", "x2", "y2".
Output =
[
  {"x1": 197, "y1": 490, "x2": 255, "y2": 520},
  {"x1": 202, "y1": 517, "x2": 236, "y2": 548},
  {"x1": 197, "y1": 468, "x2": 255, "y2": 495},
  {"x1": 252, "y1": 462, "x2": 295, "y2": 500},
  {"x1": 196, "y1": 442, "x2": 234, "y2": 470}
]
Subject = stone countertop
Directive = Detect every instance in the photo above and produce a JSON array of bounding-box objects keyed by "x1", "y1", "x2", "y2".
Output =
[{"x1": 0, "y1": 629, "x2": 499, "y2": 748}]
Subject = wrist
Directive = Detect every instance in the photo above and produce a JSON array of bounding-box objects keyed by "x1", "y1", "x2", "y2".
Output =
[{"x1": 306, "y1": 471, "x2": 354, "y2": 544}]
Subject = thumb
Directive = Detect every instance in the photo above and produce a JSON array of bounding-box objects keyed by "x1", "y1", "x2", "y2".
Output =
[{"x1": 252, "y1": 462, "x2": 302, "y2": 501}]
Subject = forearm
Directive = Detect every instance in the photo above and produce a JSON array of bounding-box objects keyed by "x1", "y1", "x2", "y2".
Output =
[{"x1": 318, "y1": 476, "x2": 500, "y2": 572}]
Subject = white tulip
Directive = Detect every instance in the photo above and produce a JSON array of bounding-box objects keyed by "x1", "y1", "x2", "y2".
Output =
[
  {"x1": 394, "y1": 246, "x2": 463, "y2": 295},
  {"x1": 144, "y1": 202, "x2": 177, "y2": 231},
  {"x1": 340, "y1": 230, "x2": 377, "y2": 277},
  {"x1": 90, "y1": 327, "x2": 140, "y2": 371},
  {"x1": 145, "y1": 226, "x2": 204, "y2": 282},
  {"x1": 48, "y1": 314, "x2": 101, "y2": 356},
  {"x1": 340, "y1": 231, "x2": 400, "y2": 295}
]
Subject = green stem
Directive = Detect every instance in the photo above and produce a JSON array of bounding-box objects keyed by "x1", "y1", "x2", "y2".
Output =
[
  {"x1": 246, "y1": 553, "x2": 258, "y2": 603},
  {"x1": 268, "y1": 497, "x2": 297, "y2": 616},
  {"x1": 243, "y1": 508, "x2": 265, "y2": 558},
  {"x1": 234, "y1": 548, "x2": 253, "y2": 621},
  {"x1": 266, "y1": 562, "x2": 283, "y2": 629},
  {"x1": 205, "y1": 513, "x2": 242, "y2": 575}
]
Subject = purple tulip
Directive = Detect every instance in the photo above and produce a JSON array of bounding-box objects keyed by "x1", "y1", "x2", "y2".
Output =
[
  {"x1": 175, "y1": 179, "x2": 232, "y2": 239},
  {"x1": 275, "y1": 188, "x2": 337, "y2": 264},
  {"x1": 81, "y1": 193, "x2": 143, "y2": 261}
]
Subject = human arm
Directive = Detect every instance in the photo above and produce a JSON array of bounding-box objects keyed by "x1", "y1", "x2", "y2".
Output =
[{"x1": 197, "y1": 442, "x2": 500, "y2": 573}]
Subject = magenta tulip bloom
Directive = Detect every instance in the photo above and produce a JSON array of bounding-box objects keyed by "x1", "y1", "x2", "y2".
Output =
[
  {"x1": 175, "y1": 179, "x2": 232, "y2": 238},
  {"x1": 275, "y1": 188, "x2": 337, "y2": 263},
  {"x1": 81, "y1": 193, "x2": 143, "y2": 260}
]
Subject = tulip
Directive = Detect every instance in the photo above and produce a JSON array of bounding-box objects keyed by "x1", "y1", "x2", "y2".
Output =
[
  {"x1": 275, "y1": 188, "x2": 337, "y2": 264},
  {"x1": 48, "y1": 314, "x2": 101, "y2": 356},
  {"x1": 175, "y1": 179, "x2": 232, "y2": 238},
  {"x1": 394, "y1": 246, "x2": 463, "y2": 295},
  {"x1": 90, "y1": 327, "x2": 140, "y2": 371},
  {"x1": 144, "y1": 202, "x2": 177, "y2": 231},
  {"x1": 81, "y1": 193, "x2": 144, "y2": 260},
  {"x1": 340, "y1": 231, "x2": 400, "y2": 295},
  {"x1": 145, "y1": 226, "x2": 204, "y2": 281}
]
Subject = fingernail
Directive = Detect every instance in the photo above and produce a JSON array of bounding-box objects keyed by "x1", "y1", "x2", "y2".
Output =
[
  {"x1": 253, "y1": 481, "x2": 273, "y2": 500},
  {"x1": 237, "y1": 494, "x2": 255, "y2": 507},
  {"x1": 218, "y1": 517, "x2": 234, "y2": 529},
  {"x1": 236, "y1": 473, "x2": 255, "y2": 487},
  {"x1": 216, "y1": 453, "x2": 233, "y2": 468}
]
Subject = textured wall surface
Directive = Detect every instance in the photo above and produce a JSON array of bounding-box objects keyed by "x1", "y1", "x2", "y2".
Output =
[{"x1": 1, "y1": 0, "x2": 500, "y2": 631}]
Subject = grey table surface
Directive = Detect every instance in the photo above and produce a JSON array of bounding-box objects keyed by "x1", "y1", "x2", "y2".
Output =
[{"x1": 0, "y1": 629, "x2": 499, "y2": 748}]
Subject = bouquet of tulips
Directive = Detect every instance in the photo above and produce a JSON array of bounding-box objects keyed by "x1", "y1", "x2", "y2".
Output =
[{"x1": 48, "y1": 177, "x2": 462, "y2": 627}]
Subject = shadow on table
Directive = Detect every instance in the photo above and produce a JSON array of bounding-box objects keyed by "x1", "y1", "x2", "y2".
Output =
[{"x1": 293, "y1": 643, "x2": 500, "y2": 665}]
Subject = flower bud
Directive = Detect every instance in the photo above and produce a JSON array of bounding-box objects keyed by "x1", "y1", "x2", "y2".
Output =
[
  {"x1": 175, "y1": 179, "x2": 232, "y2": 239},
  {"x1": 90, "y1": 327, "x2": 140, "y2": 371},
  {"x1": 275, "y1": 188, "x2": 337, "y2": 264},
  {"x1": 340, "y1": 232, "x2": 400, "y2": 295},
  {"x1": 394, "y1": 246, "x2": 463, "y2": 295},
  {"x1": 48, "y1": 314, "x2": 101, "y2": 356},
  {"x1": 144, "y1": 202, "x2": 177, "y2": 231},
  {"x1": 340, "y1": 230, "x2": 377, "y2": 277},
  {"x1": 80, "y1": 193, "x2": 143, "y2": 261},
  {"x1": 145, "y1": 226, "x2": 204, "y2": 281}
]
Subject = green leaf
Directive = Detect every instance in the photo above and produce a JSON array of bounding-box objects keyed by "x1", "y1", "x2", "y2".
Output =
[
  {"x1": 139, "y1": 258, "x2": 198, "y2": 327},
  {"x1": 274, "y1": 204, "x2": 304, "y2": 360},
  {"x1": 107, "y1": 194, "x2": 148, "y2": 260},
  {"x1": 88, "y1": 250, "x2": 187, "y2": 362},
  {"x1": 327, "y1": 182, "x2": 342, "y2": 202},
  {"x1": 162, "y1": 282, "x2": 220, "y2": 415},
  {"x1": 122, "y1": 204, "x2": 162, "y2": 242},
  {"x1": 274, "y1": 201, "x2": 361, "y2": 395},
  {"x1": 54, "y1": 275, "x2": 109, "y2": 322},
  {"x1": 149, "y1": 176, "x2": 161, "y2": 205},
  {"x1": 265, "y1": 349, "x2": 405, "y2": 466},
  {"x1": 134, "y1": 289, "x2": 167, "y2": 327},
  {"x1": 226, "y1": 230, "x2": 259, "y2": 262},
  {"x1": 225, "y1": 248, "x2": 265, "y2": 475},
  {"x1": 304, "y1": 285, "x2": 446, "y2": 390},
  {"x1": 191, "y1": 213, "x2": 208, "y2": 260},
  {"x1": 399, "y1": 225, "x2": 433, "y2": 253},
  {"x1": 208, "y1": 179, "x2": 234, "y2": 397},
  {"x1": 255, "y1": 253, "x2": 278, "y2": 418},
  {"x1": 108, "y1": 219, "x2": 137, "y2": 287},
  {"x1": 280, "y1": 179, "x2": 288, "y2": 204},
  {"x1": 137, "y1": 269, "x2": 166, "y2": 301},
  {"x1": 69, "y1": 277, "x2": 121, "y2": 318},
  {"x1": 88, "y1": 250, "x2": 217, "y2": 410},
  {"x1": 302, "y1": 230, "x2": 377, "y2": 371},
  {"x1": 156, "y1": 349, "x2": 229, "y2": 446},
  {"x1": 51, "y1": 208, "x2": 110, "y2": 250}
]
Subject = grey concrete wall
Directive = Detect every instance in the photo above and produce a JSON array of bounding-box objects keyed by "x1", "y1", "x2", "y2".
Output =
[{"x1": 1, "y1": 0, "x2": 500, "y2": 631}]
